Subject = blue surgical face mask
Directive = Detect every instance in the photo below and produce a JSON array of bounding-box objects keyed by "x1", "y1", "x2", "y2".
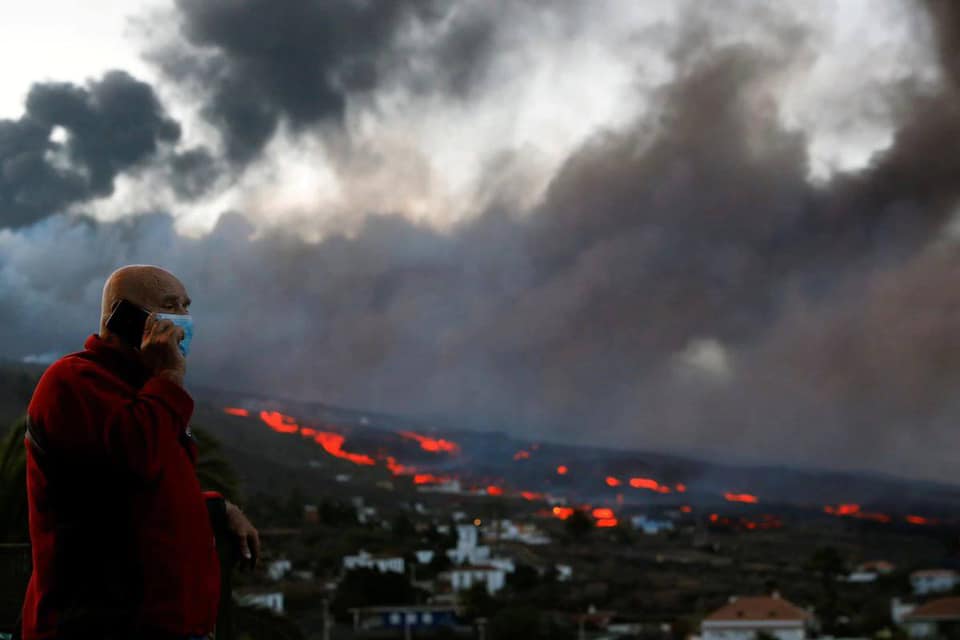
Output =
[{"x1": 154, "y1": 312, "x2": 194, "y2": 357}]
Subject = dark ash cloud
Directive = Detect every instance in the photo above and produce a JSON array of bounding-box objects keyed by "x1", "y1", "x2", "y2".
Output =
[
  {"x1": 162, "y1": 0, "x2": 430, "y2": 165},
  {"x1": 158, "y1": 0, "x2": 510, "y2": 166},
  {"x1": 0, "y1": 71, "x2": 181, "y2": 228},
  {"x1": 5, "y1": 2, "x2": 960, "y2": 482}
]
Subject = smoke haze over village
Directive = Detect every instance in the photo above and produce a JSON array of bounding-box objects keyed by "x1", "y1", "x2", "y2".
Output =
[{"x1": 3, "y1": 0, "x2": 960, "y2": 483}]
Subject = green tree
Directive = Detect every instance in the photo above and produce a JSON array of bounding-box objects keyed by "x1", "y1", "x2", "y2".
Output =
[
  {"x1": 489, "y1": 606, "x2": 542, "y2": 640},
  {"x1": 331, "y1": 568, "x2": 422, "y2": 619},
  {"x1": 565, "y1": 509, "x2": 593, "y2": 540},
  {"x1": 460, "y1": 582, "x2": 498, "y2": 620},
  {"x1": 807, "y1": 546, "x2": 845, "y2": 633},
  {"x1": 507, "y1": 563, "x2": 541, "y2": 592}
]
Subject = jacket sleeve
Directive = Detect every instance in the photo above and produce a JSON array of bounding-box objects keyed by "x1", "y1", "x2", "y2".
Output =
[{"x1": 30, "y1": 363, "x2": 194, "y2": 482}]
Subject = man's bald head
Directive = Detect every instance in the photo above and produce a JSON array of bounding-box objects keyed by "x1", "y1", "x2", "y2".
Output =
[{"x1": 100, "y1": 265, "x2": 191, "y2": 335}]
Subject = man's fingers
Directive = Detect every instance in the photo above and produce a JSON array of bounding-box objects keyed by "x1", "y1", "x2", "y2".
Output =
[{"x1": 250, "y1": 529, "x2": 261, "y2": 565}]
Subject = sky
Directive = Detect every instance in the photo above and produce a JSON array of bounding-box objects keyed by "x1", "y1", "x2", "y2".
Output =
[{"x1": 2, "y1": 0, "x2": 960, "y2": 483}]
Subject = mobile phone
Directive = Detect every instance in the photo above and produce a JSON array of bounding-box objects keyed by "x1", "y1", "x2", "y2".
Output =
[{"x1": 105, "y1": 299, "x2": 150, "y2": 349}]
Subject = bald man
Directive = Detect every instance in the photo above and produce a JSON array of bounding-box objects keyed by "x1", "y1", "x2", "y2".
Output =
[{"x1": 21, "y1": 265, "x2": 258, "y2": 640}]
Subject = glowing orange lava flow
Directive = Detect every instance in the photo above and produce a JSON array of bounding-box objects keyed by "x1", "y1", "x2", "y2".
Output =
[
  {"x1": 514, "y1": 450, "x2": 531, "y2": 460},
  {"x1": 413, "y1": 473, "x2": 450, "y2": 485},
  {"x1": 552, "y1": 506, "x2": 575, "y2": 520},
  {"x1": 224, "y1": 407, "x2": 249, "y2": 417},
  {"x1": 521, "y1": 491, "x2": 544, "y2": 501},
  {"x1": 724, "y1": 492, "x2": 759, "y2": 504},
  {"x1": 906, "y1": 515, "x2": 936, "y2": 526},
  {"x1": 311, "y1": 432, "x2": 376, "y2": 466},
  {"x1": 260, "y1": 410, "x2": 300, "y2": 434},
  {"x1": 605, "y1": 476, "x2": 621, "y2": 487},
  {"x1": 385, "y1": 456, "x2": 412, "y2": 476},
  {"x1": 824, "y1": 504, "x2": 860, "y2": 516},
  {"x1": 628, "y1": 477, "x2": 670, "y2": 493},
  {"x1": 824, "y1": 503, "x2": 892, "y2": 523},
  {"x1": 399, "y1": 431, "x2": 460, "y2": 454},
  {"x1": 596, "y1": 518, "x2": 618, "y2": 528},
  {"x1": 675, "y1": 483, "x2": 687, "y2": 493},
  {"x1": 557, "y1": 465, "x2": 569, "y2": 475},
  {"x1": 592, "y1": 508, "x2": 615, "y2": 520},
  {"x1": 487, "y1": 485, "x2": 504, "y2": 496}
]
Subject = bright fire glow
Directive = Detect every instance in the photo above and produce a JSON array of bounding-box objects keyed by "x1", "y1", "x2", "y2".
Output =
[
  {"x1": 823, "y1": 503, "x2": 893, "y2": 523},
  {"x1": 824, "y1": 504, "x2": 860, "y2": 515},
  {"x1": 399, "y1": 431, "x2": 460, "y2": 454},
  {"x1": 487, "y1": 485, "x2": 504, "y2": 496},
  {"x1": 605, "y1": 476, "x2": 621, "y2": 487},
  {"x1": 300, "y1": 427, "x2": 317, "y2": 437},
  {"x1": 552, "y1": 506, "x2": 575, "y2": 520},
  {"x1": 413, "y1": 473, "x2": 447, "y2": 485},
  {"x1": 906, "y1": 515, "x2": 935, "y2": 526},
  {"x1": 260, "y1": 410, "x2": 300, "y2": 434},
  {"x1": 629, "y1": 477, "x2": 668, "y2": 493},
  {"x1": 385, "y1": 456, "x2": 412, "y2": 476},
  {"x1": 724, "y1": 492, "x2": 759, "y2": 504},
  {"x1": 596, "y1": 518, "x2": 618, "y2": 528},
  {"x1": 311, "y1": 431, "x2": 375, "y2": 466},
  {"x1": 592, "y1": 508, "x2": 615, "y2": 519},
  {"x1": 675, "y1": 483, "x2": 687, "y2": 493},
  {"x1": 224, "y1": 407, "x2": 249, "y2": 417},
  {"x1": 521, "y1": 491, "x2": 543, "y2": 501},
  {"x1": 557, "y1": 465, "x2": 568, "y2": 475}
]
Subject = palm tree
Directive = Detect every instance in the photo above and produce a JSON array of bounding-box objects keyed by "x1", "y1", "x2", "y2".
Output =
[
  {"x1": 0, "y1": 417, "x2": 28, "y2": 543},
  {"x1": 0, "y1": 418, "x2": 241, "y2": 541},
  {"x1": 192, "y1": 424, "x2": 242, "y2": 504}
]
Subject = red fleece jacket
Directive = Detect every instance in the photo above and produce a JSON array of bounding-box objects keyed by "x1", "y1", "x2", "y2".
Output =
[{"x1": 21, "y1": 334, "x2": 220, "y2": 639}]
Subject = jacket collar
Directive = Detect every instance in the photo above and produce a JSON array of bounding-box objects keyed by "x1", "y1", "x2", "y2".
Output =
[{"x1": 83, "y1": 333, "x2": 150, "y2": 387}]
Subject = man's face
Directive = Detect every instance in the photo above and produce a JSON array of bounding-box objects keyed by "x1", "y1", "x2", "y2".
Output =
[{"x1": 136, "y1": 272, "x2": 191, "y2": 316}]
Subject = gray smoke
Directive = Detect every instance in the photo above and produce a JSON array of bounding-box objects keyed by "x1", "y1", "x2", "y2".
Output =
[
  {"x1": 0, "y1": 71, "x2": 184, "y2": 228},
  {"x1": 157, "y1": 0, "x2": 506, "y2": 166},
  {"x1": 3, "y1": 1, "x2": 960, "y2": 481}
]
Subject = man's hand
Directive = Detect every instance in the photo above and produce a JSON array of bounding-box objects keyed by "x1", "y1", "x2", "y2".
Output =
[
  {"x1": 140, "y1": 314, "x2": 186, "y2": 385},
  {"x1": 226, "y1": 501, "x2": 260, "y2": 568}
]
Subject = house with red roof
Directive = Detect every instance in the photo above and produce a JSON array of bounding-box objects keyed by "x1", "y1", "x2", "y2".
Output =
[
  {"x1": 902, "y1": 596, "x2": 960, "y2": 638},
  {"x1": 700, "y1": 594, "x2": 813, "y2": 640}
]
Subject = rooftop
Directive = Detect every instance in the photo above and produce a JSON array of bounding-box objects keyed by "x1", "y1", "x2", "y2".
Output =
[
  {"x1": 704, "y1": 596, "x2": 811, "y2": 623},
  {"x1": 905, "y1": 597, "x2": 960, "y2": 621}
]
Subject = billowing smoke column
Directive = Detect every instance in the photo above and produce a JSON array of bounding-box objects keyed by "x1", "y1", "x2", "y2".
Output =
[{"x1": 3, "y1": 1, "x2": 960, "y2": 484}]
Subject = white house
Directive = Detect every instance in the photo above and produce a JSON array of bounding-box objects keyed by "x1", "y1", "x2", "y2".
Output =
[
  {"x1": 237, "y1": 591, "x2": 284, "y2": 614},
  {"x1": 892, "y1": 598, "x2": 918, "y2": 625},
  {"x1": 266, "y1": 559, "x2": 292, "y2": 581},
  {"x1": 447, "y1": 524, "x2": 492, "y2": 565},
  {"x1": 847, "y1": 560, "x2": 894, "y2": 583},
  {"x1": 456, "y1": 524, "x2": 478, "y2": 548},
  {"x1": 415, "y1": 550, "x2": 436, "y2": 564},
  {"x1": 343, "y1": 550, "x2": 405, "y2": 574},
  {"x1": 489, "y1": 557, "x2": 516, "y2": 573},
  {"x1": 902, "y1": 596, "x2": 960, "y2": 638},
  {"x1": 911, "y1": 570, "x2": 960, "y2": 595},
  {"x1": 491, "y1": 520, "x2": 551, "y2": 545},
  {"x1": 700, "y1": 595, "x2": 812, "y2": 640},
  {"x1": 444, "y1": 565, "x2": 507, "y2": 594},
  {"x1": 630, "y1": 515, "x2": 675, "y2": 535}
]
